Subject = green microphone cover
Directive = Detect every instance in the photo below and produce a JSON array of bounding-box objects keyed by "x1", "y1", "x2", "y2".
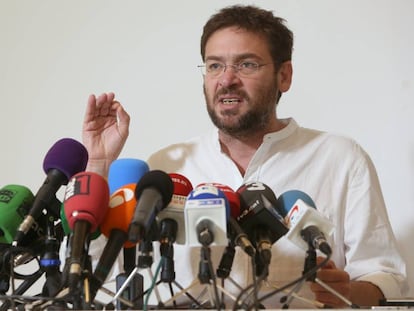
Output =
[{"x1": 0, "y1": 184, "x2": 34, "y2": 244}]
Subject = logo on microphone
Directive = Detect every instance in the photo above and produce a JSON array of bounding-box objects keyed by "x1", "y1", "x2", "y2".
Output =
[
  {"x1": 64, "y1": 173, "x2": 91, "y2": 200},
  {"x1": 0, "y1": 189, "x2": 14, "y2": 203}
]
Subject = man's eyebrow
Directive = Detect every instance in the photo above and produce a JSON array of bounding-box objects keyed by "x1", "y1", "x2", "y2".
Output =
[{"x1": 205, "y1": 53, "x2": 262, "y2": 62}]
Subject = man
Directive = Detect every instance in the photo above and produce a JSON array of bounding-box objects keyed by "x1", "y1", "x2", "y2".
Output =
[{"x1": 82, "y1": 5, "x2": 407, "y2": 309}]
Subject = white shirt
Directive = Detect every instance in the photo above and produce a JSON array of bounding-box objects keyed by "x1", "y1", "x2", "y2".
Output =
[{"x1": 145, "y1": 118, "x2": 408, "y2": 308}]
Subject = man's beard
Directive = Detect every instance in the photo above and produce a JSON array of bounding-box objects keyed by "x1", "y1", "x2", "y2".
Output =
[{"x1": 204, "y1": 84, "x2": 279, "y2": 138}]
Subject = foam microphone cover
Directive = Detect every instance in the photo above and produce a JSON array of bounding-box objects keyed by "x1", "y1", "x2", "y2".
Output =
[
  {"x1": 0, "y1": 185, "x2": 34, "y2": 244},
  {"x1": 134, "y1": 170, "x2": 174, "y2": 205},
  {"x1": 108, "y1": 158, "x2": 149, "y2": 195},
  {"x1": 128, "y1": 170, "x2": 173, "y2": 242},
  {"x1": 60, "y1": 203, "x2": 101, "y2": 240},
  {"x1": 170, "y1": 173, "x2": 193, "y2": 196},
  {"x1": 100, "y1": 183, "x2": 137, "y2": 248},
  {"x1": 64, "y1": 172, "x2": 109, "y2": 233},
  {"x1": 43, "y1": 138, "x2": 88, "y2": 182}
]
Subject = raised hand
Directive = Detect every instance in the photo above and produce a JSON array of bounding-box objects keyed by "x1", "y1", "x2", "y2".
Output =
[{"x1": 82, "y1": 92, "x2": 130, "y2": 176}]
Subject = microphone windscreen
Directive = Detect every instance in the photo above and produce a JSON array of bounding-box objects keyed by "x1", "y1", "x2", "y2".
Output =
[
  {"x1": 170, "y1": 173, "x2": 193, "y2": 196},
  {"x1": 135, "y1": 170, "x2": 173, "y2": 206},
  {"x1": 108, "y1": 158, "x2": 149, "y2": 194},
  {"x1": 100, "y1": 183, "x2": 137, "y2": 248},
  {"x1": 60, "y1": 203, "x2": 101, "y2": 240},
  {"x1": 64, "y1": 172, "x2": 109, "y2": 232},
  {"x1": 42, "y1": 138, "x2": 88, "y2": 182},
  {"x1": 277, "y1": 190, "x2": 316, "y2": 216},
  {"x1": 0, "y1": 185, "x2": 34, "y2": 243}
]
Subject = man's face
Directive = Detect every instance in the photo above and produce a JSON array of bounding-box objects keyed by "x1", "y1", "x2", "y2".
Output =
[{"x1": 202, "y1": 26, "x2": 279, "y2": 137}]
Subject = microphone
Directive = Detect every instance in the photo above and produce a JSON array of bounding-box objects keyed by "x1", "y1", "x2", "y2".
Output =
[
  {"x1": 90, "y1": 183, "x2": 138, "y2": 299},
  {"x1": 184, "y1": 184, "x2": 228, "y2": 246},
  {"x1": 236, "y1": 182, "x2": 288, "y2": 275},
  {"x1": 128, "y1": 170, "x2": 174, "y2": 243},
  {"x1": 0, "y1": 184, "x2": 62, "y2": 271},
  {"x1": 157, "y1": 173, "x2": 193, "y2": 283},
  {"x1": 13, "y1": 138, "x2": 88, "y2": 246},
  {"x1": 108, "y1": 158, "x2": 149, "y2": 195},
  {"x1": 60, "y1": 203, "x2": 101, "y2": 241},
  {"x1": 236, "y1": 181, "x2": 288, "y2": 245},
  {"x1": 278, "y1": 190, "x2": 333, "y2": 255},
  {"x1": 63, "y1": 171, "x2": 109, "y2": 290},
  {"x1": 157, "y1": 173, "x2": 193, "y2": 245},
  {"x1": 106, "y1": 158, "x2": 149, "y2": 309},
  {"x1": 198, "y1": 182, "x2": 255, "y2": 256},
  {"x1": 0, "y1": 184, "x2": 36, "y2": 244}
]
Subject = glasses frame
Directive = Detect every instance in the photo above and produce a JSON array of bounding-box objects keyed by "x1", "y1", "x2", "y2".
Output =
[{"x1": 197, "y1": 61, "x2": 271, "y2": 77}]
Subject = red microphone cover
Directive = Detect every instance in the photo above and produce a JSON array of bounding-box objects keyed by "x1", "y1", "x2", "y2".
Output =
[
  {"x1": 64, "y1": 171, "x2": 109, "y2": 232},
  {"x1": 100, "y1": 183, "x2": 137, "y2": 248},
  {"x1": 170, "y1": 173, "x2": 193, "y2": 196}
]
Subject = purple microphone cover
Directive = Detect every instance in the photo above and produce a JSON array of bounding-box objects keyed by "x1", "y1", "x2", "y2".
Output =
[{"x1": 43, "y1": 138, "x2": 89, "y2": 180}]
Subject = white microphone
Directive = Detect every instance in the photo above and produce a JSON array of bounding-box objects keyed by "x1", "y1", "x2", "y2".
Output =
[
  {"x1": 184, "y1": 184, "x2": 228, "y2": 246},
  {"x1": 283, "y1": 196, "x2": 333, "y2": 255}
]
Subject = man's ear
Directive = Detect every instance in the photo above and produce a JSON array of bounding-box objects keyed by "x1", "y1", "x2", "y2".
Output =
[{"x1": 277, "y1": 61, "x2": 293, "y2": 93}]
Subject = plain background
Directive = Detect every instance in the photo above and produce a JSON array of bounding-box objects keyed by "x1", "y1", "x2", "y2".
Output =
[{"x1": 1, "y1": 0, "x2": 413, "y2": 299}]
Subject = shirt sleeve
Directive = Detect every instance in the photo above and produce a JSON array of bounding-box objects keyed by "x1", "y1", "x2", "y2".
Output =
[{"x1": 343, "y1": 144, "x2": 408, "y2": 298}]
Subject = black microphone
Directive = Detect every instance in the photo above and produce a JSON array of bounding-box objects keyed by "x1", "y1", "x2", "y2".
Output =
[
  {"x1": 236, "y1": 181, "x2": 289, "y2": 276},
  {"x1": 13, "y1": 138, "x2": 88, "y2": 246},
  {"x1": 128, "y1": 170, "x2": 173, "y2": 243}
]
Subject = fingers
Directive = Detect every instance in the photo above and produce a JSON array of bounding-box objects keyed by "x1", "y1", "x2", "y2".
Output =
[
  {"x1": 116, "y1": 103, "x2": 131, "y2": 137},
  {"x1": 84, "y1": 92, "x2": 120, "y2": 119},
  {"x1": 95, "y1": 92, "x2": 116, "y2": 117}
]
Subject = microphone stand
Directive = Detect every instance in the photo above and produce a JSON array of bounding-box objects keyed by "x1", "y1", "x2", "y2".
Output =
[
  {"x1": 40, "y1": 215, "x2": 63, "y2": 299},
  {"x1": 280, "y1": 243, "x2": 357, "y2": 309},
  {"x1": 112, "y1": 233, "x2": 162, "y2": 308},
  {"x1": 216, "y1": 241, "x2": 245, "y2": 302},
  {"x1": 0, "y1": 211, "x2": 65, "y2": 311},
  {"x1": 155, "y1": 218, "x2": 200, "y2": 309},
  {"x1": 279, "y1": 246, "x2": 318, "y2": 309},
  {"x1": 111, "y1": 246, "x2": 143, "y2": 310},
  {"x1": 163, "y1": 221, "x2": 226, "y2": 309}
]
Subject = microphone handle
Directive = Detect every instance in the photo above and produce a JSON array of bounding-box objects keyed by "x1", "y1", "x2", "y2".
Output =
[
  {"x1": 216, "y1": 243, "x2": 235, "y2": 279},
  {"x1": 91, "y1": 229, "x2": 127, "y2": 299},
  {"x1": 68, "y1": 220, "x2": 91, "y2": 291}
]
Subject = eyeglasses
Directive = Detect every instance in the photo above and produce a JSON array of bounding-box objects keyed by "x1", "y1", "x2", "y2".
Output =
[{"x1": 198, "y1": 61, "x2": 271, "y2": 77}]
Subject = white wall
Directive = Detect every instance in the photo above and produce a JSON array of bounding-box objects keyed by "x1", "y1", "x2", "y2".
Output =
[{"x1": 1, "y1": 0, "x2": 413, "y2": 298}]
